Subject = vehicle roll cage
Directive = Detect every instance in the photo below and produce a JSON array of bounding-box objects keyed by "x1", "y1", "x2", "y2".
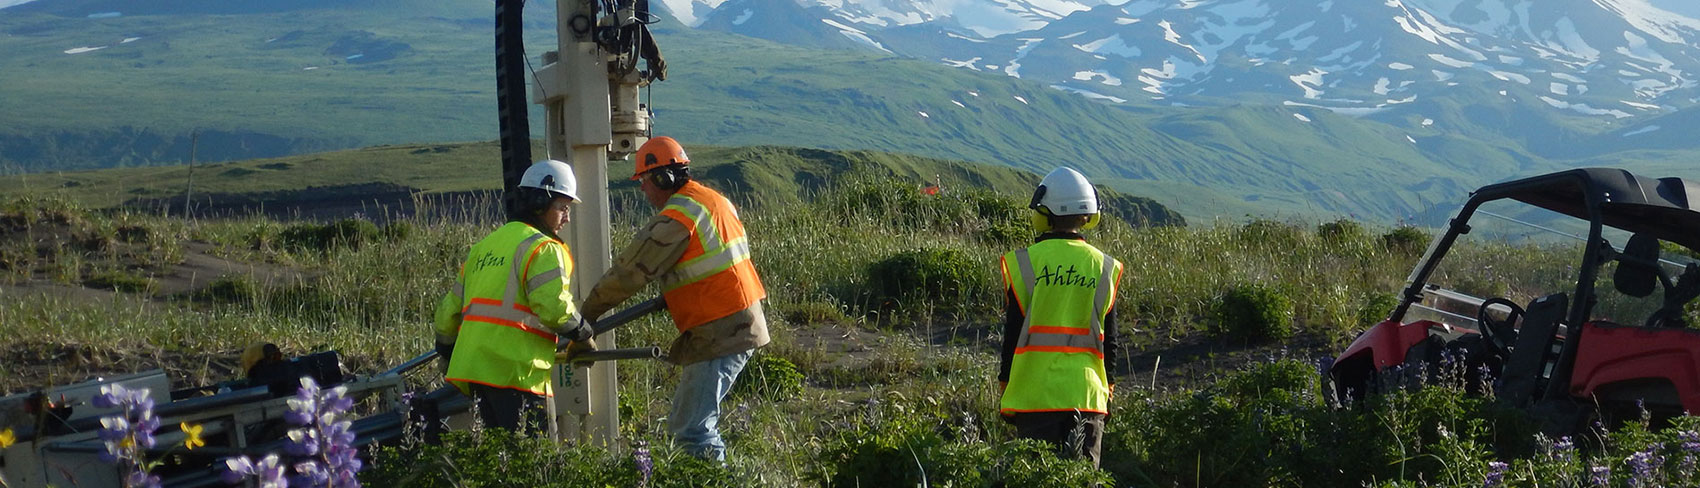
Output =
[
  {"x1": 1391, "y1": 168, "x2": 1700, "y2": 328},
  {"x1": 1385, "y1": 168, "x2": 1698, "y2": 401}
]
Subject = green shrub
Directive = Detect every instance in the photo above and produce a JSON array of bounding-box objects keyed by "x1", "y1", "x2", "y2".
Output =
[
  {"x1": 771, "y1": 299, "x2": 848, "y2": 326},
  {"x1": 194, "y1": 274, "x2": 258, "y2": 304},
  {"x1": 276, "y1": 219, "x2": 382, "y2": 252},
  {"x1": 382, "y1": 221, "x2": 416, "y2": 240},
  {"x1": 974, "y1": 219, "x2": 1029, "y2": 247},
  {"x1": 364, "y1": 429, "x2": 750, "y2": 488},
  {"x1": 1210, "y1": 282, "x2": 1294, "y2": 343},
  {"x1": 85, "y1": 270, "x2": 155, "y2": 293},
  {"x1": 815, "y1": 416, "x2": 1110, "y2": 487},
  {"x1": 964, "y1": 190, "x2": 1025, "y2": 222},
  {"x1": 115, "y1": 224, "x2": 154, "y2": 244},
  {"x1": 1382, "y1": 225, "x2": 1430, "y2": 254},
  {"x1": 1106, "y1": 360, "x2": 1533, "y2": 487},
  {"x1": 1238, "y1": 218, "x2": 1303, "y2": 247},
  {"x1": 323, "y1": 218, "x2": 381, "y2": 249},
  {"x1": 865, "y1": 246, "x2": 988, "y2": 315},
  {"x1": 1317, "y1": 218, "x2": 1367, "y2": 244},
  {"x1": 1357, "y1": 291, "x2": 1399, "y2": 327},
  {"x1": 731, "y1": 353, "x2": 805, "y2": 402}
]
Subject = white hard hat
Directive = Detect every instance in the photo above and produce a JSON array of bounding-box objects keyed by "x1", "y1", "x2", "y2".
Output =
[
  {"x1": 519, "y1": 159, "x2": 579, "y2": 202},
  {"x1": 1031, "y1": 167, "x2": 1098, "y2": 216}
]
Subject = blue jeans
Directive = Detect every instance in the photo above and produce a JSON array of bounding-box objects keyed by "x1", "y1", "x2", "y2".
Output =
[{"x1": 668, "y1": 349, "x2": 751, "y2": 461}]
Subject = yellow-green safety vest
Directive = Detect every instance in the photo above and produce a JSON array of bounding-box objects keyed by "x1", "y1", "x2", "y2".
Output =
[
  {"x1": 433, "y1": 222, "x2": 578, "y2": 396},
  {"x1": 999, "y1": 239, "x2": 1122, "y2": 415}
]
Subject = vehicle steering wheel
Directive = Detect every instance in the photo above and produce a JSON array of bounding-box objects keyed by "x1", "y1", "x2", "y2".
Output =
[{"x1": 1477, "y1": 297, "x2": 1525, "y2": 355}]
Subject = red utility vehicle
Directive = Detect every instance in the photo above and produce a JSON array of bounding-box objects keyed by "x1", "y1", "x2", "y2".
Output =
[{"x1": 1329, "y1": 168, "x2": 1700, "y2": 432}]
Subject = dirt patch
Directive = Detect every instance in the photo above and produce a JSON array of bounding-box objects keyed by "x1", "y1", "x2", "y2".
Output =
[{"x1": 152, "y1": 241, "x2": 309, "y2": 296}]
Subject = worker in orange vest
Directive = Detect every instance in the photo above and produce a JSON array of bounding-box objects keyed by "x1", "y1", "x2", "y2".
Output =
[
  {"x1": 998, "y1": 167, "x2": 1122, "y2": 467},
  {"x1": 579, "y1": 136, "x2": 770, "y2": 462},
  {"x1": 433, "y1": 159, "x2": 595, "y2": 432}
]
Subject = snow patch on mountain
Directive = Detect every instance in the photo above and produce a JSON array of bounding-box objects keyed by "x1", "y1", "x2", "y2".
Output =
[
  {"x1": 1073, "y1": 70, "x2": 1124, "y2": 86},
  {"x1": 1539, "y1": 95, "x2": 1633, "y2": 117},
  {"x1": 1291, "y1": 69, "x2": 1328, "y2": 99},
  {"x1": 1005, "y1": 38, "x2": 1043, "y2": 78},
  {"x1": 1623, "y1": 124, "x2": 1661, "y2": 136},
  {"x1": 822, "y1": 19, "x2": 893, "y2": 53},
  {"x1": 942, "y1": 56, "x2": 984, "y2": 70},
  {"x1": 1053, "y1": 84, "x2": 1127, "y2": 102},
  {"x1": 1075, "y1": 35, "x2": 1140, "y2": 57}
]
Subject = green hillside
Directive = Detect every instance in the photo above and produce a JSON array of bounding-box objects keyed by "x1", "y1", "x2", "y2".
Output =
[
  {"x1": 1, "y1": 1, "x2": 1697, "y2": 223},
  {"x1": 0, "y1": 141, "x2": 1187, "y2": 226}
]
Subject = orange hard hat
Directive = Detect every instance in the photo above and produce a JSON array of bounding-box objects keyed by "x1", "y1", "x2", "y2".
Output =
[{"x1": 632, "y1": 136, "x2": 689, "y2": 180}]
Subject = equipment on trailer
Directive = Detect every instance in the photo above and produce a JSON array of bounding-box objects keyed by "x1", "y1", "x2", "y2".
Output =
[
  {"x1": 1328, "y1": 168, "x2": 1700, "y2": 434},
  {"x1": 0, "y1": 299, "x2": 665, "y2": 487}
]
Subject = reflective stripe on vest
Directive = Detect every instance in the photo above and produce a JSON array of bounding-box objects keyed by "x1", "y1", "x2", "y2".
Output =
[
  {"x1": 461, "y1": 233, "x2": 556, "y2": 341},
  {"x1": 444, "y1": 224, "x2": 572, "y2": 396},
  {"x1": 999, "y1": 240, "x2": 1120, "y2": 415},
  {"x1": 657, "y1": 194, "x2": 753, "y2": 291},
  {"x1": 1010, "y1": 249, "x2": 1117, "y2": 358},
  {"x1": 656, "y1": 182, "x2": 766, "y2": 330}
]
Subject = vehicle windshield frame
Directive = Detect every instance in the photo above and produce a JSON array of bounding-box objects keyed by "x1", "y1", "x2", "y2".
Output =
[{"x1": 1391, "y1": 168, "x2": 1700, "y2": 327}]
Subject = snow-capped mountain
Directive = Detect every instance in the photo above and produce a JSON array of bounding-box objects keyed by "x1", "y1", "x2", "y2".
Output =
[
  {"x1": 659, "y1": 0, "x2": 1120, "y2": 37},
  {"x1": 678, "y1": 0, "x2": 1700, "y2": 125}
]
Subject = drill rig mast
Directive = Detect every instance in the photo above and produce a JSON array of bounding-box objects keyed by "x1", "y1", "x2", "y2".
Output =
[{"x1": 493, "y1": 0, "x2": 665, "y2": 445}]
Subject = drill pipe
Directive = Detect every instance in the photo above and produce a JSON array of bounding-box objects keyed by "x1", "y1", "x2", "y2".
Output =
[
  {"x1": 391, "y1": 298, "x2": 669, "y2": 374},
  {"x1": 557, "y1": 346, "x2": 665, "y2": 364},
  {"x1": 557, "y1": 297, "x2": 667, "y2": 351}
]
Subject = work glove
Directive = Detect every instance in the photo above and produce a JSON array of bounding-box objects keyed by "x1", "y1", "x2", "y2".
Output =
[
  {"x1": 564, "y1": 316, "x2": 595, "y2": 343},
  {"x1": 562, "y1": 337, "x2": 599, "y2": 363}
]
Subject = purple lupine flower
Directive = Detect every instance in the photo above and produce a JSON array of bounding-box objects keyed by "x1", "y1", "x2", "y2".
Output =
[
  {"x1": 222, "y1": 377, "x2": 363, "y2": 487},
  {"x1": 633, "y1": 441, "x2": 653, "y2": 487},
  {"x1": 1679, "y1": 431, "x2": 1700, "y2": 482},
  {"x1": 95, "y1": 384, "x2": 162, "y2": 488},
  {"x1": 223, "y1": 454, "x2": 288, "y2": 487},
  {"x1": 287, "y1": 377, "x2": 362, "y2": 488},
  {"x1": 1482, "y1": 461, "x2": 1508, "y2": 488},
  {"x1": 1626, "y1": 444, "x2": 1665, "y2": 488},
  {"x1": 1545, "y1": 435, "x2": 1577, "y2": 465},
  {"x1": 1591, "y1": 465, "x2": 1611, "y2": 487}
]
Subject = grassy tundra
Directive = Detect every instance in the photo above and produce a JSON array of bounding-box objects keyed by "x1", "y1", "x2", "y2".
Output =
[{"x1": 4, "y1": 149, "x2": 1700, "y2": 487}]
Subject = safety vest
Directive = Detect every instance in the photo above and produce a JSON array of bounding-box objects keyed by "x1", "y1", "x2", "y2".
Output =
[
  {"x1": 657, "y1": 181, "x2": 766, "y2": 330},
  {"x1": 439, "y1": 222, "x2": 576, "y2": 396},
  {"x1": 999, "y1": 239, "x2": 1122, "y2": 415}
]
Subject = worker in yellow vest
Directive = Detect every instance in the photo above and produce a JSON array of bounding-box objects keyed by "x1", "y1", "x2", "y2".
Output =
[
  {"x1": 579, "y1": 136, "x2": 770, "y2": 462},
  {"x1": 433, "y1": 159, "x2": 595, "y2": 431},
  {"x1": 998, "y1": 166, "x2": 1123, "y2": 467}
]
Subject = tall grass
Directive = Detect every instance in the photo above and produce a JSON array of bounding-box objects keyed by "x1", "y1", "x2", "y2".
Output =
[{"x1": 5, "y1": 180, "x2": 1698, "y2": 487}]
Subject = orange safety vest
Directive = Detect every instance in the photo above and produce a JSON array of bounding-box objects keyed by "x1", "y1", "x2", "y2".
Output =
[
  {"x1": 435, "y1": 222, "x2": 576, "y2": 396},
  {"x1": 998, "y1": 239, "x2": 1121, "y2": 415},
  {"x1": 656, "y1": 181, "x2": 766, "y2": 330}
]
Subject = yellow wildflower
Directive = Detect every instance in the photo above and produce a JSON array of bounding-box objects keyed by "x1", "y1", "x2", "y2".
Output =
[{"x1": 181, "y1": 422, "x2": 205, "y2": 450}]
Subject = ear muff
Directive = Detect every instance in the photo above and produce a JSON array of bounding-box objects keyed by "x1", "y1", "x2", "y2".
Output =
[
  {"x1": 1030, "y1": 212, "x2": 1052, "y2": 232},
  {"x1": 1028, "y1": 184, "x2": 1048, "y2": 212},
  {"x1": 650, "y1": 165, "x2": 687, "y2": 191},
  {"x1": 1081, "y1": 186, "x2": 1101, "y2": 229}
]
